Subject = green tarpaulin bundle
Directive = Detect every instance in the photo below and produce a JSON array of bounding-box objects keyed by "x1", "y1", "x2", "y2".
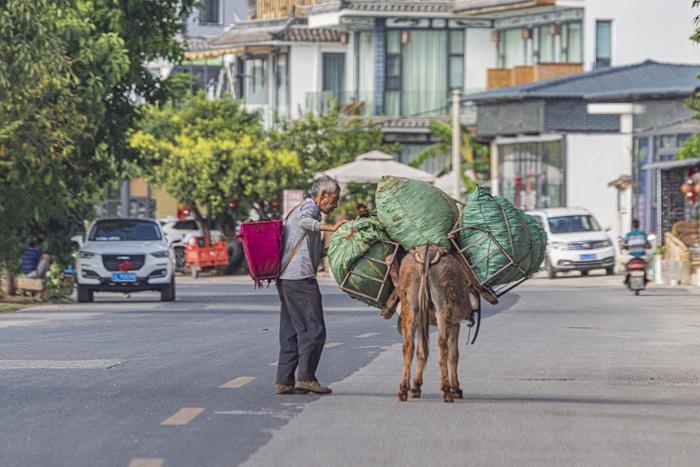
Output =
[
  {"x1": 376, "y1": 176, "x2": 460, "y2": 250},
  {"x1": 456, "y1": 187, "x2": 547, "y2": 287},
  {"x1": 327, "y1": 217, "x2": 395, "y2": 308}
]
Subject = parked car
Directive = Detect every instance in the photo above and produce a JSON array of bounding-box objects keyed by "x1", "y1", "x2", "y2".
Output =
[
  {"x1": 72, "y1": 218, "x2": 178, "y2": 302},
  {"x1": 159, "y1": 217, "x2": 244, "y2": 274},
  {"x1": 527, "y1": 208, "x2": 615, "y2": 278}
]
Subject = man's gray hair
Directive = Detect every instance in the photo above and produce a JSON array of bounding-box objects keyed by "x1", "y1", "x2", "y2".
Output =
[{"x1": 310, "y1": 176, "x2": 341, "y2": 198}]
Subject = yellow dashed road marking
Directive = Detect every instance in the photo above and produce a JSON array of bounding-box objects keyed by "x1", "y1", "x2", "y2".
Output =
[
  {"x1": 324, "y1": 342, "x2": 343, "y2": 349},
  {"x1": 128, "y1": 458, "x2": 164, "y2": 467},
  {"x1": 355, "y1": 332, "x2": 379, "y2": 339},
  {"x1": 219, "y1": 376, "x2": 256, "y2": 389},
  {"x1": 160, "y1": 407, "x2": 205, "y2": 426}
]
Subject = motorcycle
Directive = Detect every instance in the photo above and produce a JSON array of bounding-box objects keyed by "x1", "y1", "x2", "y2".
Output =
[{"x1": 625, "y1": 256, "x2": 648, "y2": 296}]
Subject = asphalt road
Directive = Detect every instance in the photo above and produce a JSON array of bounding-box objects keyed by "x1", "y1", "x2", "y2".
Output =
[{"x1": 0, "y1": 275, "x2": 698, "y2": 467}]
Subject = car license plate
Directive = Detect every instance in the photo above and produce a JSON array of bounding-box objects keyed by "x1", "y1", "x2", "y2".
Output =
[
  {"x1": 580, "y1": 253, "x2": 596, "y2": 261},
  {"x1": 630, "y1": 271, "x2": 645, "y2": 277},
  {"x1": 112, "y1": 272, "x2": 137, "y2": 283}
]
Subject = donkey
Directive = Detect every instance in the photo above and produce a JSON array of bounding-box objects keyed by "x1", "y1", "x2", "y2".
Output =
[{"x1": 396, "y1": 244, "x2": 474, "y2": 403}]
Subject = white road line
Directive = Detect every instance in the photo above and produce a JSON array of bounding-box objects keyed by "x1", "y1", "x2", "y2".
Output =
[
  {"x1": 219, "y1": 376, "x2": 256, "y2": 389},
  {"x1": 324, "y1": 342, "x2": 343, "y2": 349},
  {"x1": 269, "y1": 361, "x2": 278, "y2": 367},
  {"x1": 0, "y1": 320, "x2": 45, "y2": 328},
  {"x1": 160, "y1": 407, "x2": 205, "y2": 426},
  {"x1": 0, "y1": 360, "x2": 124, "y2": 370},
  {"x1": 355, "y1": 332, "x2": 379, "y2": 339},
  {"x1": 128, "y1": 459, "x2": 164, "y2": 467}
]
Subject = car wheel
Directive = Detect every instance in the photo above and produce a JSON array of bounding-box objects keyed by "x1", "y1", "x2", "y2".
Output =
[
  {"x1": 546, "y1": 258, "x2": 558, "y2": 279},
  {"x1": 160, "y1": 278, "x2": 175, "y2": 302},
  {"x1": 606, "y1": 267, "x2": 615, "y2": 276},
  {"x1": 580, "y1": 270, "x2": 589, "y2": 277},
  {"x1": 77, "y1": 285, "x2": 93, "y2": 303}
]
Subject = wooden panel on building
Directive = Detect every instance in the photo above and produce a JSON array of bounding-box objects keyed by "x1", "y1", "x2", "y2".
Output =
[
  {"x1": 535, "y1": 62, "x2": 583, "y2": 81},
  {"x1": 256, "y1": 0, "x2": 314, "y2": 19},
  {"x1": 513, "y1": 66, "x2": 535, "y2": 86},
  {"x1": 486, "y1": 68, "x2": 514, "y2": 90}
]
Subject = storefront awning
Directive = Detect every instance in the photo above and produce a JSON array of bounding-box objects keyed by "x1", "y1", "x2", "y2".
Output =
[{"x1": 642, "y1": 157, "x2": 700, "y2": 171}]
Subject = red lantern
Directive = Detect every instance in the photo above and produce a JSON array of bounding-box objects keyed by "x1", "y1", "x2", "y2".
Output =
[{"x1": 686, "y1": 191, "x2": 695, "y2": 201}]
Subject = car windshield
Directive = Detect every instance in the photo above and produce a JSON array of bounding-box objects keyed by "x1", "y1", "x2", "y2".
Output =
[
  {"x1": 89, "y1": 220, "x2": 162, "y2": 241},
  {"x1": 548, "y1": 215, "x2": 601, "y2": 234}
]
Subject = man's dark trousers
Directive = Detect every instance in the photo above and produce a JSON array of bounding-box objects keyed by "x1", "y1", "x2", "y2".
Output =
[{"x1": 276, "y1": 278, "x2": 326, "y2": 385}]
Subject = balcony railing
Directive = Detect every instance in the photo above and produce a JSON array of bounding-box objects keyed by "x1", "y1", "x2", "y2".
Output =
[
  {"x1": 256, "y1": 0, "x2": 314, "y2": 19},
  {"x1": 487, "y1": 63, "x2": 584, "y2": 90},
  {"x1": 305, "y1": 90, "x2": 480, "y2": 121}
]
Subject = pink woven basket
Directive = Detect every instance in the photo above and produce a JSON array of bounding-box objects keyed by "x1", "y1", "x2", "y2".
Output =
[{"x1": 238, "y1": 220, "x2": 284, "y2": 287}]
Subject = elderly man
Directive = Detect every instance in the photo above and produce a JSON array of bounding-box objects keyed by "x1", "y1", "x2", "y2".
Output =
[{"x1": 275, "y1": 176, "x2": 345, "y2": 395}]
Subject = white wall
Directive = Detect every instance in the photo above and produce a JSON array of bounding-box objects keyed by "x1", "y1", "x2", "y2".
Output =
[
  {"x1": 584, "y1": 0, "x2": 700, "y2": 70},
  {"x1": 566, "y1": 133, "x2": 626, "y2": 239},
  {"x1": 465, "y1": 28, "x2": 496, "y2": 92},
  {"x1": 185, "y1": 0, "x2": 249, "y2": 38},
  {"x1": 289, "y1": 43, "x2": 348, "y2": 119}
]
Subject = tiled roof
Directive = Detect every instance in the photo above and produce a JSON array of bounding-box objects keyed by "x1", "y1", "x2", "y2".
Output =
[
  {"x1": 454, "y1": 0, "x2": 555, "y2": 15},
  {"x1": 307, "y1": 1, "x2": 458, "y2": 14},
  {"x1": 464, "y1": 60, "x2": 700, "y2": 102},
  {"x1": 205, "y1": 17, "x2": 341, "y2": 49}
]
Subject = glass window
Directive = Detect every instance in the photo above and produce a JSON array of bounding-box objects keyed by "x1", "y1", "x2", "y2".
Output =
[
  {"x1": 401, "y1": 30, "x2": 448, "y2": 116},
  {"x1": 534, "y1": 25, "x2": 554, "y2": 63},
  {"x1": 449, "y1": 30, "x2": 465, "y2": 91},
  {"x1": 199, "y1": 0, "x2": 220, "y2": 24},
  {"x1": 595, "y1": 20, "x2": 612, "y2": 68},
  {"x1": 244, "y1": 57, "x2": 267, "y2": 105},
  {"x1": 498, "y1": 140, "x2": 565, "y2": 210},
  {"x1": 660, "y1": 134, "x2": 678, "y2": 149},
  {"x1": 322, "y1": 53, "x2": 346, "y2": 105},
  {"x1": 276, "y1": 54, "x2": 289, "y2": 117},
  {"x1": 449, "y1": 30, "x2": 465, "y2": 55},
  {"x1": 90, "y1": 220, "x2": 162, "y2": 241},
  {"x1": 173, "y1": 220, "x2": 199, "y2": 231},
  {"x1": 547, "y1": 215, "x2": 601, "y2": 234},
  {"x1": 357, "y1": 31, "x2": 374, "y2": 113},
  {"x1": 562, "y1": 22, "x2": 583, "y2": 63},
  {"x1": 501, "y1": 29, "x2": 525, "y2": 68}
]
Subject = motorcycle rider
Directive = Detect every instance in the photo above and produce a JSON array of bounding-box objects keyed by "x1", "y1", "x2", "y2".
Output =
[{"x1": 621, "y1": 219, "x2": 651, "y2": 285}]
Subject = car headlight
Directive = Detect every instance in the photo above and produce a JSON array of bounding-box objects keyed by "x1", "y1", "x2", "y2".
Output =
[
  {"x1": 550, "y1": 242, "x2": 569, "y2": 250},
  {"x1": 151, "y1": 250, "x2": 171, "y2": 258},
  {"x1": 601, "y1": 239, "x2": 612, "y2": 247},
  {"x1": 79, "y1": 251, "x2": 97, "y2": 259}
]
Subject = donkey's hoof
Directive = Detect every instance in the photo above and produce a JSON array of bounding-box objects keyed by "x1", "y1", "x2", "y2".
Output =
[
  {"x1": 409, "y1": 388, "x2": 422, "y2": 399},
  {"x1": 454, "y1": 388, "x2": 464, "y2": 399},
  {"x1": 443, "y1": 392, "x2": 455, "y2": 403},
  {"x1": 397, "y1": 392, "x2": 408, "y2": 402}
]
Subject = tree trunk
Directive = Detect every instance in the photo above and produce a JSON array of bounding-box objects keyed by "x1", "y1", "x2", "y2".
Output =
[{"x1": 2, "y1": 267, "x2": 16, "y2": 296}]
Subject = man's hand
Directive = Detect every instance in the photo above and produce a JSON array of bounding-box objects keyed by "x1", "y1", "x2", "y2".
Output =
[{"x1": 320, "y1": 220, "x2": 348, "y2": 232}]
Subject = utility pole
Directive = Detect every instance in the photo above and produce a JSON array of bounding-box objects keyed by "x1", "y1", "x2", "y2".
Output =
[{"x1": 451, "y1": 90, "x2": 461, "y2": 200}]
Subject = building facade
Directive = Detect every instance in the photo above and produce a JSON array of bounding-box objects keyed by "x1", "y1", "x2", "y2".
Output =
[{"x1": 468, "y1": 61, "x2": 700, "y2": 241}]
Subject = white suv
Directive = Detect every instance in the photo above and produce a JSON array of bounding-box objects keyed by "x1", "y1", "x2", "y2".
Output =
[
  {"x1": 527, "y1": 208, "x2": 615, "y2": 279},
  {"x1": 72, "y1": 218, "x2": 177, "y2": 302}
]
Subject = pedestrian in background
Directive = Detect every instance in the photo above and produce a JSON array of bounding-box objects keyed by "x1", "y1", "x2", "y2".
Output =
[
  {"x1": 275, "y1": 176, "x2": 346, "y2": 395},
  {"x1": 21, "y1": 240, "x2": 51, "y2": 280}
]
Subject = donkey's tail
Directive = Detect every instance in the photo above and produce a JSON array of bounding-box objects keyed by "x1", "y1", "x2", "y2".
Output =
[{"x1": 416, "y1": 245, "x2": 433, "y2": 360}]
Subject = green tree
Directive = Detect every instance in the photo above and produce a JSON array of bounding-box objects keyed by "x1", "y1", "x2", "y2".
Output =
[
  {"x1": 272, "y1": 105, "x2": 400, "y2": 188},
  {"x1": 130, "y1": 95, "x2": 300, "y2": 232},
  {"x1": 0, "y1": 0, "x2": 195, "y2": 273},
  {"x1": 408, "y1": 120, "x2": 489, "y2": 193},
  {"x1": 680, "y1": 0, "x2": 700, "y2": 159}
]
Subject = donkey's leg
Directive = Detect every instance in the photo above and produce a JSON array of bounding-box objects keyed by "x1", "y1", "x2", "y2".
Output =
[
  {"x1": 398, "y1": 301, "x2": 415, "y2": 402},
  {"x1": 448, "y1": 322, "x2": 463, "y2": 399},
  {"x1": 436, "y1": 315, "x2": 453, "y2": 403},
  {"x1": 410, "y1": 326, "x2": 427, "y2": 399}
]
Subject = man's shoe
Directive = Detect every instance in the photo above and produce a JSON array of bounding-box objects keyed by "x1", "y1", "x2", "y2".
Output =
[
  {"x1": 274, "y1": 384, "x2": 309, "y2": 395},
  {"x1": 296, "y1": 380, "x2": 332, "y2": 394}
]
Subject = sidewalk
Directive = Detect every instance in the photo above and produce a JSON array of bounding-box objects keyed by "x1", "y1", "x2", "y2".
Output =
[{"x1": 244, "y1": 285, "x2": 700, "y2": 467}]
